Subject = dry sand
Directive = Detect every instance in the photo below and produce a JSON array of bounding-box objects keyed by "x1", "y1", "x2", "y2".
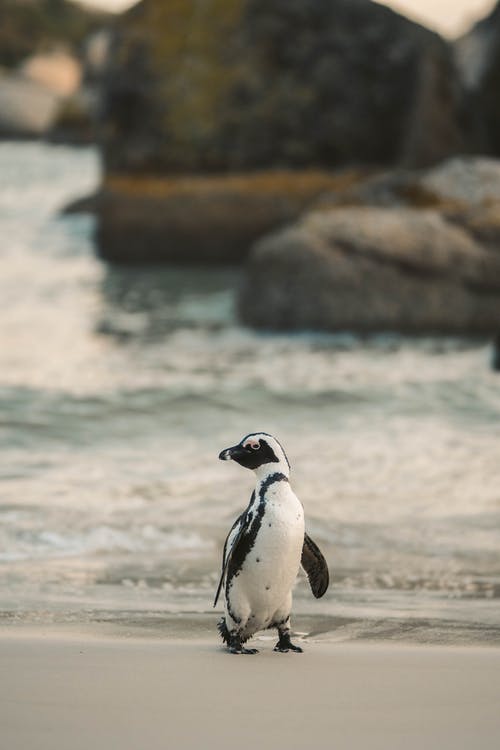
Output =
[{"x1": 1, "y1": 629, "x2": 499, "y2": 750}]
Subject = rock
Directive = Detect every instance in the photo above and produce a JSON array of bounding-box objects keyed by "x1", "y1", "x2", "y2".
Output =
[
  {"x1": 50, "y1": 90, "x2": 97, "y2": 145},
  {"x1": 239, "y1": 207, "x2": 500, "y2": 333},
  {"x1": 0, "y1": 59, "x2": 94, "y2": 142},
  {"x1": 0, "y1": 0, "x2": 110, "y2": 69},
  {"x1": 87, "y1": 155, "x2": 500, "y2": 263},
  {"x1": 417, "y1": 156, "x2": 500, "y2": 206},
  {"x1": 101, "y1": 0, "x2": 464, "y2": 175},
  {"x1": 315, "y1": 156, "x2": 500, "y2": 208},
  {"x1": 314, "y1": 169, "x2": 426, "y2": 210},
  {"x1": 450, "y1": 203, "x2": 500, "y2": 253},
  {"x1": 0, "y1": 72, "x2": 60, "y2": 136},
  {"x1": 492, "y1": 333, "x2": 500, "y2": 371},
  {"x1": 394, "y1": 158, "x2": 500, "y2": 253},
  {"x1": 84, "y1": 30, "x2": 112, "y2": 83},
  {"x1": 50, "y1": 31, "x2": 113, "y2": 144},
  {"x1": 20, "y1": 50, "x2": 82, "y2": 97},
  {"x1": 313, "y1": 156, "x2": 500, "y2": 255},
  {"x1": 63, "y1": 193, "x2": 100, "y2": 215},
  {"x1": 0, "y1": 1, "x2": 111, "y2": 141},
  {"x1": 95, "y1": 170, "x2": 363, "y2": 263},
  {"x1": 454, "y1": 1, "x2": 500, "y2": 153}
]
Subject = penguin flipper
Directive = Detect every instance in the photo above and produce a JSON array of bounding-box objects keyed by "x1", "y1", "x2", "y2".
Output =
[
  {"x1": 213, "y1": 502, "x2": 252, "y2": 607},
  {"x1": 301, "y1": 533, "x2": 329, "y2": 598}
]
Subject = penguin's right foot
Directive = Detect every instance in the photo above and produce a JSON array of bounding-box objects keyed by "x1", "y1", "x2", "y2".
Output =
[
  {"x1": 274, "y1": 631, "x2": 303, "y2": 653},
  {"x1": 274, "y1": 643, "x2": 303, "y2": 653}
]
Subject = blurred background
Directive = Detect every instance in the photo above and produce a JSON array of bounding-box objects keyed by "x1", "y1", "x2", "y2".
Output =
[{"x1": 0, "y1": 0, "x2": 499, "y2": 644}]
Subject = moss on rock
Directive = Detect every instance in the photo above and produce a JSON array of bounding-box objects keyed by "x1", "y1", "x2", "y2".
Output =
[{"x1": 97, "y1": 169, "x2": 366, "y2": 263}]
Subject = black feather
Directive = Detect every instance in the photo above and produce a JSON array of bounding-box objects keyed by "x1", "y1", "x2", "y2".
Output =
[
  {"x1": 213, "y1": 506, "x2": 249, "y2": 608},
  {"x1": 217, "y1": 617, "x2": 231, "y2": 644}
]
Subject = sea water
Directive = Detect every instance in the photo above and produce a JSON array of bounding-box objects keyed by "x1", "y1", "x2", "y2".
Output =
[{"x1": 0, "y1": 142, "x2": 499, "y2": 643}]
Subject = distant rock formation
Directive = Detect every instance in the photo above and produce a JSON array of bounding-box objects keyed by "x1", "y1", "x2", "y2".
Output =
[
  {"x1": 74, "y1": 0, "x2": 500, "y2": 335},
  {"x1": 100, "y1": 0, "x2": 465, "y2": 175}
]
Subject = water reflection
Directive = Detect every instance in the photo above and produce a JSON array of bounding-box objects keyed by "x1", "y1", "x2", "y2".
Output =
[{"x1": 96, "y1": 266, "x2": 239, "y2": 341}]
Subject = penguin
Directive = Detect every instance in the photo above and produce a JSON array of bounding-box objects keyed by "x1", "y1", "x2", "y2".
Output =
[{"x1": 214, "y1": 432, "x2": 329, "y2": 654}]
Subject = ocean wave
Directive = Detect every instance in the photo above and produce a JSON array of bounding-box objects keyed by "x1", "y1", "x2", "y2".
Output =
[{"x1": 0, "y1": 525, "x2": 211, "y2": 563}]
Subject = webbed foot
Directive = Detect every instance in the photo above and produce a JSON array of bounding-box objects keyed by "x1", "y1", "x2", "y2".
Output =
[
  {"x1": 229, "y1": 646, "x2": 259, "y2": 655},
  {"x1": 274, "y1": 632, "x2": 303, "y2": 653},
  {"x1": 273, "y1": 643, "x2": 303, "y2": 653},
  {"x1": 227, "y1": 632, "x2": 258, "y2": 654}
]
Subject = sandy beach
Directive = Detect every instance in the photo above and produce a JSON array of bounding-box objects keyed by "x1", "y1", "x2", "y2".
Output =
[{"x1": 1, "y1": 628, "x2": 499, "y2": 750}]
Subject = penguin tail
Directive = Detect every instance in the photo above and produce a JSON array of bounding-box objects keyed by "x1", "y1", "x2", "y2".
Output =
[{"x1": 217, "y1": 617, "x2": 231, "y2": 645}]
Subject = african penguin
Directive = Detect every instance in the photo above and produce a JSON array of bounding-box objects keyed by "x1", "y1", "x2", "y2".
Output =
[{"x1": 214, "y1": 432, "x2": 329, "y2": 654}]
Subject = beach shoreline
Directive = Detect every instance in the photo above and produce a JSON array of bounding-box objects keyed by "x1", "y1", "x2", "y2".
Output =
[{"x1": 1, "y1": 627, "x2": 499, "y2": 750}]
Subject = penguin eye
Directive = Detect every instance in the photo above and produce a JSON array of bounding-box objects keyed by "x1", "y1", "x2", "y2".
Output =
[{"x1": 244, "y1": 440, "x2": 260, "y2": 451}]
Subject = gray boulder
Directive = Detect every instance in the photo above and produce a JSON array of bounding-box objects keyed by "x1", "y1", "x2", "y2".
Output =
[{"x1": 240, "y1": 207, "x2": 500, "y2": 333}]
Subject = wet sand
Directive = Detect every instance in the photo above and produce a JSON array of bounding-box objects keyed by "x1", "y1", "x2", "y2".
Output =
[{"x1": 1, "y1": 629, "x2": 499, "y2": 750}]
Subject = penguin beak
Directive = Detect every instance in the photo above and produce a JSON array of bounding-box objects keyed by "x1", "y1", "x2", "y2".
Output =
[{"x1": 219, "y1": 445, "x2": 244, "y2": 461}]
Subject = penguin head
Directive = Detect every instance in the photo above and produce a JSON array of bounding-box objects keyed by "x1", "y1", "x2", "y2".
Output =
[{"x1": 219, "y1": 433, "x2": 290, "y2": 476}]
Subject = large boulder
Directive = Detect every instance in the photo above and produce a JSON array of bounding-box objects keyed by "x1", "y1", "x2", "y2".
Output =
[
  {"x1": 239, "y1": 207, "x2": 500, "y2": 333},
  {"x1": 101, "y1": 0, "x2": 465, "y2": 175}
]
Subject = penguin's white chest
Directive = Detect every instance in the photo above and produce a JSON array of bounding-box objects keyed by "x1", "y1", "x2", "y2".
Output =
[{"x1": 230, "y1": 483, "x2": 305, "y2": 622}]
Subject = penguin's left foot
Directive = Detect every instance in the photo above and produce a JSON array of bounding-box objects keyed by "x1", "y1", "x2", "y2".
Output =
[
  {"x1": 229, "y1": 646, "x2": 259, "y2": 655},
  {"x1": 274, "y1": 633, "x2": 303, "y2": 653},
  {"x1": 227, "y1": 631, "x2": 258, "y2": 654}
]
